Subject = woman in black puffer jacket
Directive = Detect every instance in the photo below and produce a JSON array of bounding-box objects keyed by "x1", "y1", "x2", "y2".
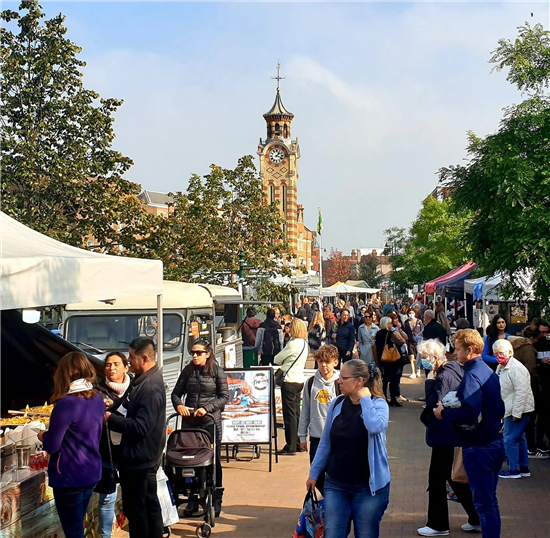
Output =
[{"x1": 171, "y1": 339, "x2": 229, "y2": 517}]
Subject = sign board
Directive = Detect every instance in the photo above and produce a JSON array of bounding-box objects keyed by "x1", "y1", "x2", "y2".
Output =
[
  {"x1": 222, "y1": 369, "x2": 272, "y2": 444},
  {"x1": 510, "y1": 304, "x2": 527, "y2": 324},
  {"x1": 190, "y1": 322, "x2": 199, "y2": 337}
]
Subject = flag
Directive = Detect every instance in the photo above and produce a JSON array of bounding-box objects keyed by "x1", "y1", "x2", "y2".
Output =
[{"x1": 317, "y1": 210, "x2": 323, "y2": 235}]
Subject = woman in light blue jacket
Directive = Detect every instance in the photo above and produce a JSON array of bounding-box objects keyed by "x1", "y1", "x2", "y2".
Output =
[{"x1": 306, "y1": 360, "x2": 390, "y2": 538}]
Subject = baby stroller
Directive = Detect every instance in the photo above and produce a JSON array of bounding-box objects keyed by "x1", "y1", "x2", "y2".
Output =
[{"x1": 165, "y1": 412, "x2": 218, "y2": 538}]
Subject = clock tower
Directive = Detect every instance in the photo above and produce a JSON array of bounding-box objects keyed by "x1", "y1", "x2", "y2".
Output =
[{"x1": 258, "y1": 63, "x2": 300, "y2": 258}]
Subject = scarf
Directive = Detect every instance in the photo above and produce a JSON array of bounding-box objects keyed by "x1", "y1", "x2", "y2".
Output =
[
  {"x1": 67, "y1": 378, "x2": 94, "y2": 394},
  {"x1": 105, "y1": 374, "x2": 131, "y2": 397}
]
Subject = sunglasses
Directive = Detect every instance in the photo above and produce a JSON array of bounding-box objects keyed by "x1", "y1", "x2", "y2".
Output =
[{"x1": 191, "y1": 350, "x2": 207, "y2": 356}]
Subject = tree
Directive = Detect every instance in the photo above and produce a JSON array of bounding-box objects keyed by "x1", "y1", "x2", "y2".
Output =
[
  {"x1": 161, "y1": 156, "x2": 289, "y2": 284},
  {"x1": 383, "y1": 195, "x2": 472, "y2": 291},
  {"x1": 440, "y1": 22, "x2": 550, "y2": 304},
  {"x1": 323, "y1": 248, "x2": 351, "y2": 287},
  {"x1": 1, "y1": 1, "x2": 156, "y2": 255},
  {"x1": 358, "y1": 254, "x2": 382, "y2": 288}
]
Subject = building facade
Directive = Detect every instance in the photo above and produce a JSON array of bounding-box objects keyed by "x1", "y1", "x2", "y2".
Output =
[{"x1": 257, "y1": 68, "x2": 316, "y2": 274}]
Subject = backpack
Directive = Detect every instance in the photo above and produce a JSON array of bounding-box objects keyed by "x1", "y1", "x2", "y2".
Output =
[
  {"x1": 306, "y1": 375, "x2": 341, "y2": 401},
  {"x1": 263, "y1": 327, "x2": 281, "y2": 356}
]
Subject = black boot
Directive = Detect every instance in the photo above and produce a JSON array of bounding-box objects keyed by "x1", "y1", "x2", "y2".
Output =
[
  {"x1": 213, "y1": 487, "x2": 224, "y2": 517},
  {"x1": 184, "y1": 496, "x2": 200, "y2": 517}
]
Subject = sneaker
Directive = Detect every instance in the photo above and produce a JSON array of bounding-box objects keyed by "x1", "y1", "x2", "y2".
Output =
[
  {"x1": 418, "y1": 395, "x2": 426, "y2": 401},
  {"x1": 417, "y1": 526, "x2": 449, "y2": 536},
  {"x1": 537, "y1": 447, "x2": 550, "y2": 453},
  {"x1": 461, "y1": 523, "x2": 482, "y2": 532},
  {"x1": 519, "y1": 466, "x2": 531, "y2": 477},
  {"x1": 410, "y1": 373, "x2": 417, "y2": 379},
  {"x1": 528, "y1": 450, "x2": 550, "y2": 459},
  {"x1": 416, "y1": 370, "x2": 422, "y2": 376},
  {"x1": 499, "y1": 469, "x2": 521, "y2": 479}
]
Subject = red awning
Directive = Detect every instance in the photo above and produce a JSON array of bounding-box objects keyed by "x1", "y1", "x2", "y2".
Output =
[{"x1": 424, "y1": 261, "x2": 478, "y2": 295}]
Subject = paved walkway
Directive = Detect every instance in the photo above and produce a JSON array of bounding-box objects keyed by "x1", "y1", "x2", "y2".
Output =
[{"x1": 120, "y1": 371, "x2": 550, "y2": 538}]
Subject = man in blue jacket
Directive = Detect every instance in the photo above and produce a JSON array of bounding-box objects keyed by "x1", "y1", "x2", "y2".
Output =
[{"x1": 435, "y1": 329, "x2": 505, "y2": 538}]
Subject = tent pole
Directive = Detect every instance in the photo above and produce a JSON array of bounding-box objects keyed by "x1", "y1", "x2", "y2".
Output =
[{"x1": 157, "y1": 293, "x2": 163, "y2": 369}]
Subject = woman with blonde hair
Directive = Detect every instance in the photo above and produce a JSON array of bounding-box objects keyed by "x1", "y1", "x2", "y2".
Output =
[
  {"x1": 38, "y1": 352, "x2": 105, "y2": 538},
  {"x1": 275, "y1": 319, "x2": 309, "y2": 455},
  {"x1": 306, "y1": 359, "x2": 390, "y2": 538},
  {"x1": 308, "y1": 310, "x2": 326, "y2": 355},
  {"x1": 417, "y1": 340, "x2": 479, "y2": 536}
]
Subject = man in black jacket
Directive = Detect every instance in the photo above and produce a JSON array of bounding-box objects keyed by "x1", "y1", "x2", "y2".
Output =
[
  {"x1": 423, "y1": 310, "x2": 448, "y2": 345},
  {"x1": 106, "y1": 337, "x2": 166, "y2": 538}
]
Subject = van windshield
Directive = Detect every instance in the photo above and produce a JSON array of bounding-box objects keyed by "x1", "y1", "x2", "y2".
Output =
[{"x1": 66, "y1": 314, "x2": 183, "y2": 353}]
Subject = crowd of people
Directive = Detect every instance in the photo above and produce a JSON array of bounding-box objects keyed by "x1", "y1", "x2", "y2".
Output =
[{"x1": 36, "y1": 296, "x2": 550, "y2": 538}]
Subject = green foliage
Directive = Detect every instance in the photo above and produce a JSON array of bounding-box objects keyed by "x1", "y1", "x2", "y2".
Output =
[
  {"x1": 1, "y1": 1, "x2": 157, "y2": 255},
  {"x1": 441, "y1": 22, "x2": 550, "y2": 305},
  {"x1": 384, "y1": 196, "x2": 472, "y2": 291},
  {"x1": 162, "y1": 156, "x2": 289, "y2": 284},
  {"x1": 358, "y1": 254, "x2": 382, "y2": 288},
  {"x1": 254, "y1": 280, "x2": 297, "y2": 314},
  {"x1": 490, "y1": 22, "x2": 550, "y2": 94}
]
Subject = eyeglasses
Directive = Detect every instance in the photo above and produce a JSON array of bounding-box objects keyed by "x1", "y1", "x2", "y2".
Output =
[
  {"x1": 191, "y1": 350, "x2": 207, "y2": 356},
  {"x1": 339, "y1": 376, "x2": 358, "y2": 380},
  {"x1": 363, "y1": 316, "x2": 372, "y2": 319}
]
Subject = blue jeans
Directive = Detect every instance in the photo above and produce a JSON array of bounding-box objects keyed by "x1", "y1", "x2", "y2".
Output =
[
  {"x1": 463, "y1": 439, "x2": 505, "y2": 538},
  {"x1": 503, "y1": 414, "x2": 530, "y2": 471},
  {"x1": 98, "y1": 490, "x2": 118, "y2": 538},
  {"x1": 324, "y1": 475, "x2": 390, "y2": 538},
  {"x1": 53, "y1": 485, "x2": 95, "y2": 538}
]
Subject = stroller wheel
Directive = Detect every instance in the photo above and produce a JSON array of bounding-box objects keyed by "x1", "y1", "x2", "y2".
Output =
[{"x1": 196, "y1": 522, "x2": 212, "y2": 538}]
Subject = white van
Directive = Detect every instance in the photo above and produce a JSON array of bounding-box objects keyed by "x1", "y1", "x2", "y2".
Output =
[{"x1": 63, "y1": 281, "x2": 245, "y2": 409}]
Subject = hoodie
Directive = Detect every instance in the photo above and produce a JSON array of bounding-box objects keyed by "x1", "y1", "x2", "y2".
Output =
[
  {"x1": 298, "y1": 370, "x2": 340, "y2": 442},
  {"x1": 255, "y1": 318, "x2": 284, "y2": 355}
]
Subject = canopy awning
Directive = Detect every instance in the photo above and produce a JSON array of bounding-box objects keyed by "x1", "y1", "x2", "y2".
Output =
[
  {"x1": 1, "y1": 212, "x2": 164, "y2": 310},
  {"x1": 424, "y1": 262, "x2": 478, "y2": 295},
  {"x1": 328, "y1": 282, "x2": 380, "y2": 294},
  {"x1": 464, "y1": 272, "x2": 534, "y2": 301}
]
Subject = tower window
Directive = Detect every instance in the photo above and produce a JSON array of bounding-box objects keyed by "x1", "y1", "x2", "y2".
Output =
[
  {"x1": 282, "y1": 185, "x2": 287, "y2": 213},
  {"x1": 270, "y1": 185, "x2": 274, "y2": 204},
  {"x1": 275, "y1": 123, "x2": 280, "y2": 136},
  {"x1": 283, "y1": 124, "x2": 288, "y2": 138}
]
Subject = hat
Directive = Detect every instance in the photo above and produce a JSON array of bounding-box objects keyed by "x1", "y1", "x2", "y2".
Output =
[{"x1": 456, "y1": 318, "x2": 470, "y2": 330}]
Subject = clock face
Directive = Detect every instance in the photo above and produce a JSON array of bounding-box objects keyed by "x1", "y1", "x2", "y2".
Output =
[{"x1": 269, "y1": 148, "x2": 285, "y2": 164}]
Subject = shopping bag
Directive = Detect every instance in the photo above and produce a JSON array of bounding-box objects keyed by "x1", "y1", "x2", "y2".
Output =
[
  {"x1": 451, "y1": 447, "x2": 469, "y2": 484},
  {"x1": 295, "y1": 489, "x2": 324, "y2": 538},
  {"x1": 157, "y1": 467, "x2": 180, "y2": 527}
]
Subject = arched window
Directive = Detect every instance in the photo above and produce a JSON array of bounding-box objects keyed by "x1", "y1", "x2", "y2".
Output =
[
  {"x1": 270, "y1": 185, "x2": 274, "y2": 205},
  {"x1": 282, "y1": 185, "x2": 287, "y2": 213},
  {"x1": 275, "y1": 123, "x2": 280, "y2": 136},
  {"x1": 283, "y1": 124, "x2": 288, "y2": 138}
]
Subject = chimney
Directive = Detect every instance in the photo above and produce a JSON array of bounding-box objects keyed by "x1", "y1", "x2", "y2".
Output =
[{"x1": 372, "y1": 249, "x2": 377, "y2": 257}]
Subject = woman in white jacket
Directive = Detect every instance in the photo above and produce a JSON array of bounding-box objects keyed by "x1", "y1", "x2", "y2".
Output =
[
  {"x1": 494, "y1": 339, "x2": 535, "y2": 479},
  {"x1": 275, "y1": 319, "x2": 309, "y2": 455}
]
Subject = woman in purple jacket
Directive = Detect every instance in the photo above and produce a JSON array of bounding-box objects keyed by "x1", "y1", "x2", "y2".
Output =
[{"x1": 38, "y1": 352, "x2": 105, "y2": 538}]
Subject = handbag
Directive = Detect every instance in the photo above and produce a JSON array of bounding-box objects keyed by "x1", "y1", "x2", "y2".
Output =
[
  {"x1": 156, "y1": 467, "x2": 180, "y2": 527},
  {"x1": 275, "y1": 341, "x2": 306, "y2": 387},
  {"x1": 451, "y1": 447, "x2": 469, "y2": 484},
  {"x1": 94, "y1": 423, "x2": 119, "y2": 494},
  {"x1": 381, "y1": 333, "x2": 400, "y2": 363},
  {"x1": 295, "y1": 488, "x2": 325, "y2": 538}
]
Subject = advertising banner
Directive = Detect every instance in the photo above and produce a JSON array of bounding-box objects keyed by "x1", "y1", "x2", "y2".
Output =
[{"x1": 222, "y1": 369, "x2": 272, "y2": 444}]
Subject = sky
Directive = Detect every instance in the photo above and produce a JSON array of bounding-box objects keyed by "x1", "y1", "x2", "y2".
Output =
[{"x1": 6, "y1": 1, "x2": 549, "y2": 255}]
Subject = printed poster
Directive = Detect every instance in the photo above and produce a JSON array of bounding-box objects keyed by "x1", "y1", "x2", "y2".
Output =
[{"x1": 222, "y1": 369, "x2": 272, "y2": 444}]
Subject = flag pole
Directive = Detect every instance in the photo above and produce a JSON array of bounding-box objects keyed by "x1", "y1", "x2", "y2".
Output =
[{"x1": 318, "y1": 208, "x2": 323, "y2": 293}]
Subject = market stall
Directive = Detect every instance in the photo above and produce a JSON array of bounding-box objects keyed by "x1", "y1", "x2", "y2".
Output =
[{"x1": 0, "y1": 212, "x2": 163, "y2": 538}]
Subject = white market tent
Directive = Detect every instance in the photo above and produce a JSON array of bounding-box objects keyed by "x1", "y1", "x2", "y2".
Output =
[
  {"x1": 1, "y1": 212, "x2": 163, "y2": 310},
  {"x1": 464, "y1": 272, "x2": 534, "y2": 302},
  {"x1": 328, "y1": 282, "x2": 380, "y2": 295}
]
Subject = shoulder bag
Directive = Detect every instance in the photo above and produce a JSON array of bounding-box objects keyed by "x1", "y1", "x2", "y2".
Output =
[
  {"x1": 275, "y1": 341, "x2": 306, "y2": 387},
  {"x1": 381, "y1": 333, "x2": 401, "y2": 363},
  {"x1": 94, "y1": 422, "x2": 119, "y2": 494}
]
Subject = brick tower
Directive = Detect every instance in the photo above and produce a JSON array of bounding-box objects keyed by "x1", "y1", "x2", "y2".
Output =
[{"x1": 257, "y1": 63, "x2": 300, "y2": 258}]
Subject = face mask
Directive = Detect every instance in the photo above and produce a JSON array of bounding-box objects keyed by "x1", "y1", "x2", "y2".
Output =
[
  {"x1": 421, "y1": 359, "x2": 433, "y2": 371},
  {"x1": 495, "y1": 353, "x2": 509, "y2": 366},
  {"x1": 408, "y1": 313, "x2": 416, "y2": 319}
]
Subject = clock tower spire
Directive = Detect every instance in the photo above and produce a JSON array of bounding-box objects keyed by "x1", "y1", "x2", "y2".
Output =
[{"x1": 258, "y1": 63, "x2": 300, "y2": 261}]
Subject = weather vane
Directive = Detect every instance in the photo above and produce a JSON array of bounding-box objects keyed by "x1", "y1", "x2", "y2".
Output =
[{"x1": 271, "y1": 62, "x2": 286, "y2": 91}]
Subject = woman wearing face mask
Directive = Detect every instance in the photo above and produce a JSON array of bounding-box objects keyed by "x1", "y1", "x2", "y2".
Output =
[
  {"x1": 403, "y1": 308, "x2": 423, "y2": 379},
  {"x1": 482, "y1": 315, "x2": 511, "y2": 370},
  {"x1": 417, "y1": 340, "x2": 480, "y2": 537},
  {"x1": 494, "y1": 339, "x2": 535, "y2": 479}
]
